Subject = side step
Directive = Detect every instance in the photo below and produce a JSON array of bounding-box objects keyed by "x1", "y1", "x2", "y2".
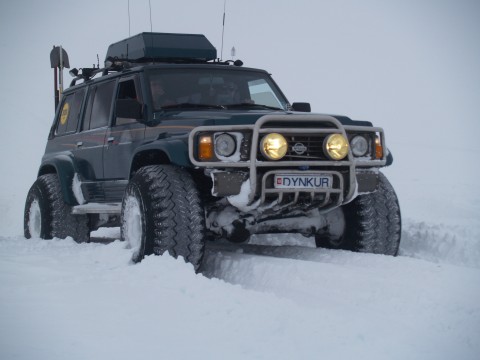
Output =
[{"x1": 72, "y1": 203, "x2": 122, "y2": 215}]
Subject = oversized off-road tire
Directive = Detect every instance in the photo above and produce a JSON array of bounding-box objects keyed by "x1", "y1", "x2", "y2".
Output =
[
  {"x1": 24, "y1": 174, "x2": 90, "y2": 242},
  {"x1": 120, "y1": 165, "x2": 205, "y2": 271},
  {"x1": 316, "y1": 172, "x2": 401, "y2": 255}
]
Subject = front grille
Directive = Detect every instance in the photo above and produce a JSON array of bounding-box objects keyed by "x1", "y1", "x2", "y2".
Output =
[
  {"x1": 284, "y1": 135, "x2": 327, "y2": 160},
  {"x1": 257, "y1": 134, "x2": 328, "y2": 161}
]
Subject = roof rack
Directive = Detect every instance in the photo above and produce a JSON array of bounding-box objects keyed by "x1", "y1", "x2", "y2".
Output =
[
  {"x1": 68, "y1": 32, "x2": 243, "y2": 86},
  {"x1": 107, "y1": 32, "x2": 217, "y2": 62}
]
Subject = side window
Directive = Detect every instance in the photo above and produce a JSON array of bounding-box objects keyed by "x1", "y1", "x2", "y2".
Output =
[
  {"x1": 56, "y1": 89, "x2": 85, "y2": 135},
  {"x1": 83, "y1": 80, "x2": 115, "y2": 130},
  {"x1": 248, "y1": 79, "x2": 283, "y2": 108},
  {"x1": 115, "y1": 77, "x2": 143, "y2": 126},
  {"x1": 82, "y1": 87, "x2": 95, "y2": 131}
]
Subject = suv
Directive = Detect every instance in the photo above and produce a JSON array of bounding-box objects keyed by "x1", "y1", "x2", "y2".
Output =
[{"x1": 24, "y1": 32, "x2": 401, "y2": 270}]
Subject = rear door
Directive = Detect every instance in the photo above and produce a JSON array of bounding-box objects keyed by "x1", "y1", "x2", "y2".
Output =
[{"x1": 45, "y1": 87, "x2": 87, "y2": 173}]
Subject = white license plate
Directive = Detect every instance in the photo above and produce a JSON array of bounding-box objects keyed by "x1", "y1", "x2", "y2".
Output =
[{"x1": 274, "y1": 174, "x2": 333, "y2": 189}]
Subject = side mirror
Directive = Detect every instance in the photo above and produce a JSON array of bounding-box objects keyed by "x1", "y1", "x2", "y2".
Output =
[
  {"x1": 291, "y1": 102, "x2": 311, "y2": 112},
  {"x1": 116, "y1": 99, "x2": 143, "y2": 120}
]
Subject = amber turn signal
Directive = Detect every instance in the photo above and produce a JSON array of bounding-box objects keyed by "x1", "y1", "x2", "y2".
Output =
[
  {"x1": 198, "y1": 135, "x2": 213, "y2": 160},
  {"x1": 375, "y1": 135, "x2": 383, "y2": 159}
]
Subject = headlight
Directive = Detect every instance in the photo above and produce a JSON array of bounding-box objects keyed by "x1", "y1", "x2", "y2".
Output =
[
  {"x1": 260, "y1": 133, "x2": 287, "y2": 160},
  {"x1": 324, "y1": 134, "x2": 349, "y2": 160},
  {"x1": 215, "y1": 133, "x2": 236, "y2": 157},
  {"x1": 350, "y1": 135, "x2": 369, "y2": 157}
]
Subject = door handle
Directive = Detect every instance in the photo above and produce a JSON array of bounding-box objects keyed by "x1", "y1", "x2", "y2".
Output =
[
  {"x1": 76, "y1": 141, "x2": 83, "y2": 147},
  {"x1": 107, "y1": 137, "x2": 115, "y2": 143}
]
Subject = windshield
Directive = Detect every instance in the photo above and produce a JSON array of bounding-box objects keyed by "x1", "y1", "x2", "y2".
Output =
[{"x1": 146, "y1": 68, "x2": 289, "y2": 111}]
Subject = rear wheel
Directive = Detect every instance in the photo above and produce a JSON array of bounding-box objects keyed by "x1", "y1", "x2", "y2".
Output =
[
  {"x1": 315, "y1": 172, "x2": 401, "y2": 255},
  {"x1": 24, "y1": 174, "x2": 90, "y2": 242},
  {"x1": 120, "y1": 165, "x2": 206, "y2": 271}
]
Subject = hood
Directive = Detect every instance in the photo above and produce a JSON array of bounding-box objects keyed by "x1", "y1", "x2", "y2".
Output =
[
  {"x1": 151, "y1": 109, "x2": 373, "y2": 127},
  {"x1": 152, "y1": 109, "x2": 283, "y2": 126}
]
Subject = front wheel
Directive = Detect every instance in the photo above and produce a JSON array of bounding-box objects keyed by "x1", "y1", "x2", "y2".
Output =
[
  {"x1": 120, "y1": 165, "x2": 206, "y2": 271},
  {"x1": 315, "y1": 172, "x2": 401, "y2": 255}
]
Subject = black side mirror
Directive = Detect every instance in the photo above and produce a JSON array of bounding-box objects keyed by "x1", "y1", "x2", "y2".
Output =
[
  {"x1": 116, "y1": 99, "x2": 143, "y2": 120},
  {"x1": 291, "y1": 102, "x2": 311, "y2": 112}
]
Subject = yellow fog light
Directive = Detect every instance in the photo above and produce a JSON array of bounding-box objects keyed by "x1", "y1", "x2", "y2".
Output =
[
  {"x1": 324, "y1": 134, "x2": 349, "y2": 160},
  {"x1": 260, "y1": 133, "x2": 287, "y2": 160}
]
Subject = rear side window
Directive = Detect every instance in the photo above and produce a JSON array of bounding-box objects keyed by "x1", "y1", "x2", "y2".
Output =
[
  {"x1": 83, "y1": 80, "x2": 116, "y2": 130},
  {"x1": 56, "y1": 89, "x2": 85, "y2": 135}
]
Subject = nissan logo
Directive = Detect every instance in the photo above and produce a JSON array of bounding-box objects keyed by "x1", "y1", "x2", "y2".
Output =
[{"x1": 292, "y1": 143, "x2": 307, "y2": 155}]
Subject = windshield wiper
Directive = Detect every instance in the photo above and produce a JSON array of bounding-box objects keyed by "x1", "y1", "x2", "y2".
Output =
[
  {"x1": 225, "y1": 103, "x2": 283, "y2": 111},
  {"x1": 160, "y1": 103, "x2": 226, "y2": 110}
]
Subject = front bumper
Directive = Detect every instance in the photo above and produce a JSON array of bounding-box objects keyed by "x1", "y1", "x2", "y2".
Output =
[{"x1": 189, "y1": 114, "x2": 386, "y2": 210}]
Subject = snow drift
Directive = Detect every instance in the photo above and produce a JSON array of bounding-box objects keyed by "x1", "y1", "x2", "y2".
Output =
[{"x1": 1, "y1": 218, "x2": 479, "y2": 360}]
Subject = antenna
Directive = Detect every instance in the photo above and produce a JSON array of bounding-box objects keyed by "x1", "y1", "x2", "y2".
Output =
[
  {"x1": 220, "y1": 0, "x2": 226, "y2": 60},
  {"x1": 149, "y1": 0, "x2": 153, "y2": 32},
  {"x1": 128, "y1": 0, "x2": 131, "y2": 36}
]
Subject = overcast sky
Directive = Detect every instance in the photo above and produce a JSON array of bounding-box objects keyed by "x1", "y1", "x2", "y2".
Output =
[
  {"x1": 0, "y1": 0, "x2": 479, "y2": 233},
  {"x1": 1, "y1": 1, "x2": 478, "y2": 121}
]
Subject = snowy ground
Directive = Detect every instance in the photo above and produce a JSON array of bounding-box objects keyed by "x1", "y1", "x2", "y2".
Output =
[
  {"x1": 2, "y1": 149, "x2": 479, "y2": 360},
  {"x1": 1, "y1": 140, "x2": 480, "y2": 360},
  {"x1": 1, "y1": 216, "x2": 479, "y2": 360}
]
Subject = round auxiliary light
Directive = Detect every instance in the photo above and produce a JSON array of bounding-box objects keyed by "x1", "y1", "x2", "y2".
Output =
[
  {"x1": 324, "y1": 134, "x2": 349, "y2": 160},
  {"x1": 261, "y1": 133, "x2": 288, "y2": 160},
  {"x1": 215, "y1": 133, "x2": 236, "y2": 157},
  {"x1": 350, "y1": 135, "x2": 369, "y2": 157}
]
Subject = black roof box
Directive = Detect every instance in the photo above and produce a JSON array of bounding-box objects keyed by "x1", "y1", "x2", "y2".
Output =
[{"x1": 106, "y1": 32, "x2": 217, "y2": 62}]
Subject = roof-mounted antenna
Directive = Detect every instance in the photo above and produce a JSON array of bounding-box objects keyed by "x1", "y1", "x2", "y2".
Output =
[
  {"x1": 220, "y1": 0, "x2": 226, "y2": 60},
  {"x1": 149, "y1": 0, "x2": 153, "y2": 32},
  {"x1": 128, "y1": 0, "x2": 131, "y2": 36}
]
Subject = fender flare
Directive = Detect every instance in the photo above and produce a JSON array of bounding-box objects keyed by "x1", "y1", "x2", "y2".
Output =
[
  {"x1": 130, "y1": 138, "x2": 192, "y2": 173},
  {"x1": 38, "y1": 155, "x2": 79, "y2": 206},
  {"x1": 386, "y1": 149, "x2": 394, "y2": 166}
]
